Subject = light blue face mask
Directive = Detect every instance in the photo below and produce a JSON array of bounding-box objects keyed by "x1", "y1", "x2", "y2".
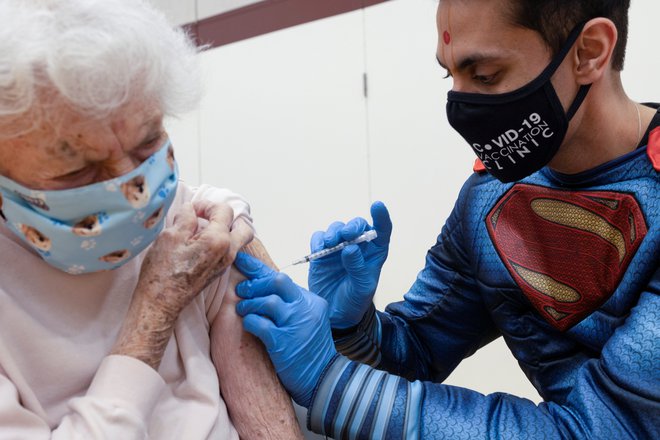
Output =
[{"x1": 0, "y1": 140, "x2": 178, "y2": 274}]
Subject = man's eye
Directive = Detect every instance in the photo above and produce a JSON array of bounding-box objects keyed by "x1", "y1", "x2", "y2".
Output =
[{"x1": 472, "y1": 73, "x2": 497, "y2": 84}]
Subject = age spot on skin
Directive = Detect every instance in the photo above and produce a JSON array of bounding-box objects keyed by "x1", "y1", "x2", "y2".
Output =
[{"x1": 46, "y1": 141, "x2": 79, "y2": 160}]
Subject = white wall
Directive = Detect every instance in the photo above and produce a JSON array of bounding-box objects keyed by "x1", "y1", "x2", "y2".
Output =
[
  {"x1": 622, "y1": 0, "x2": 660, "y2": 102},
  {"x1": 160, "y1": 0, "x2": 660, "y2": 435},
  {"x1": 197, "y1": 0, "x2": 265, "y2": 19},
  {"x1": 148, "y1": 0, "x2": 265, "y2": 26}
]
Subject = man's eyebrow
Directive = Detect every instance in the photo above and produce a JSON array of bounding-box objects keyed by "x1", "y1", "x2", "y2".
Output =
[{"x1": 435, "y1": 53, "x2": 503, "y2": 73}]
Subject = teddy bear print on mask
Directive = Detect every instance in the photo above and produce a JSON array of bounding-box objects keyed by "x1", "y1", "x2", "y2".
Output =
[
  {"x1": 72, "y1": 214, "x2": 102, "y2": 237},
  {"x1": 167, "y1": 145, "x2": 175, "y2": 171},
  {"x1": 20, "y1": 224, "x2": 52, "y2": 252},
  {"x1": 144, "y1": 205, "x2": 165, "y2": 229},
  {"x1": 121, "y1": 175, "x2": 150, "y2": 209},
  {"x1": 17, "y1": 192, "x2": 49, "y2": 211},
  {"x1": 99, "y1": 249, "x2": 131, "y2": 264}
]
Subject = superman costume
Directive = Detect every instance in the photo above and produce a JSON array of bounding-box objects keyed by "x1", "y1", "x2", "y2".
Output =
[{"x1": 307, "y1": 106, "x2": 660, "y2": 439}]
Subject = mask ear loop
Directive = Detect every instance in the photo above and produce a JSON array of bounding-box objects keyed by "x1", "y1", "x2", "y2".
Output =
[
  {"x1": 566, "y1": 84, "x2": 592, "y2": 121},
  {"x1": 551, "y1": 21, "x2": 592, "y2": 122},
  {"x1": 540, "y1": 21, "x2": 589, "y2": 81},
  {"x1": 562, "y1": 21, "x2": 592, "y2": 121}
]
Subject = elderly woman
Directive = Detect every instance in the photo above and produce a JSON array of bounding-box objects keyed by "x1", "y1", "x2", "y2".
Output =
[{"x1": 0, "y1": 0, "x2": 302, "y2": 438}]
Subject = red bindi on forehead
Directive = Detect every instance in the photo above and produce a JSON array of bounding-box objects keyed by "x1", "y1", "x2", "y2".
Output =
[{"x1": 443, "y1": 30, "x2": 451, "y2": 45}]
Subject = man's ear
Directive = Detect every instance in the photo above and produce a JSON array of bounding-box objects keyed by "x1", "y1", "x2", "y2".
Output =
[{"x1": 573, "y1": 18, "x2": 618, "y2": 84}]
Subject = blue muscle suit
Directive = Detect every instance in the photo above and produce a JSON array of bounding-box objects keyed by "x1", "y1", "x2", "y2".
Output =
[{"x1": 305, "y1": 109, "x2": 660, "y2": 439}]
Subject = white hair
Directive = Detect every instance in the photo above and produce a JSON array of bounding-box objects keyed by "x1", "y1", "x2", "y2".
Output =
[{"x1": 0, "y1": 0, "x2": 201, "y2": 135}]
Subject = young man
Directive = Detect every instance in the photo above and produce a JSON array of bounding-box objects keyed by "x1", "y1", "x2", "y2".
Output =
[{"x1": 234, "y1": 0, "x2": 659, "y2": 438}]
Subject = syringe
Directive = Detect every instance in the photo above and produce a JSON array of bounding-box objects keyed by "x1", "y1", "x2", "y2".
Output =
[{"x1": 282, "y1": 230, "x2": 378, "y2": 269}]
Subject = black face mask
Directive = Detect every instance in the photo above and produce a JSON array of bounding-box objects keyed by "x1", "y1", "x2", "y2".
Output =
[{"x1": 446, "y1": 23, "x2": 591, "y2": 183}]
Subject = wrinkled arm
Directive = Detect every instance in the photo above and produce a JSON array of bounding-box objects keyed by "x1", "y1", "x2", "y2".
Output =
[{"x1": 211, "y1": 238, "x2": 303, "y2": 440}]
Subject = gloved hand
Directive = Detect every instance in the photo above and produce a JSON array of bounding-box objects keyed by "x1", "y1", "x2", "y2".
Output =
[
  {"x1": 309, "y1": 201, "x2": 392, "y2": 329},
  {"x1": 234, "y1": 253, "x2": 338, "y2": 408}
]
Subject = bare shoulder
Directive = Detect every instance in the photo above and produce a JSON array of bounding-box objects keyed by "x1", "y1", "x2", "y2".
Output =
[{"x1": 242, "y1": 237, "x2": 278, "y2": 269}]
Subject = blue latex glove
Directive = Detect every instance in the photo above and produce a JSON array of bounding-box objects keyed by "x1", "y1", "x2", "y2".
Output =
[
  {"x1": 234, "y1": 252, "x2": 338, "y2": 408},
  {"x1": 309, "y1": 201, "x2": 392, "y2": 329}
]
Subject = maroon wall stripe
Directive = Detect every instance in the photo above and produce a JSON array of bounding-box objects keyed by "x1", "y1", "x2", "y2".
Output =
[{"x1": 184, "y1": 0, "x2": 390, "y2": 49}]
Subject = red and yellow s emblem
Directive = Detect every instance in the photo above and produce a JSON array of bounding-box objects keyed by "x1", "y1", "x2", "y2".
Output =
[{"x1": 487, "y1": 184, "x2": 647, "y2": 331}]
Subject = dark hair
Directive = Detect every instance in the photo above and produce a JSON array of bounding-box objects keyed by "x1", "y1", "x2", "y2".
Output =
[{"x1": 509, "y1": 0, "x2": 630, "y2": 71}]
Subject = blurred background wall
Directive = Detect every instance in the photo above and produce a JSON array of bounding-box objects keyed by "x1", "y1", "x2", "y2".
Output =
[{"x1": 148, "y1": 0, "x2": 660, "y2": 437}]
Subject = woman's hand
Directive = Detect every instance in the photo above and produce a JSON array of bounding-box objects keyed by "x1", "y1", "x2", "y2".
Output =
[
  {"x1": 112, "y1": 200, "x2": 253, "y2": 370},
  {"x1": 137, "y1": 201, "x2": 253, "y2": 315}
]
